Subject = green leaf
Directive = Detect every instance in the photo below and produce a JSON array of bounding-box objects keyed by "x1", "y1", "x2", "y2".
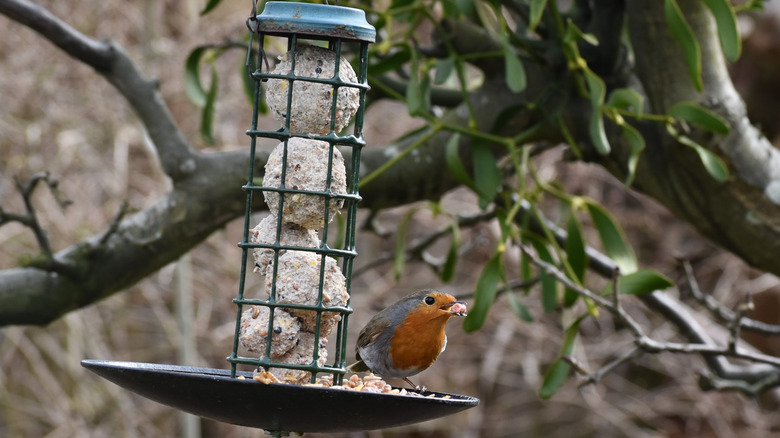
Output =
[
  {"x1": 394, "y1": 206, "x2": 422, "y2": 280},
  {"x1": 615, "y1": 269, "x2": 674, "y2": 295},
  {"x1": 664, "y1": 0, "x2": 703, "y2": 91},
  {"x1": 540, "y1": 314, "x2": 586, "y2": 398},
  {"x1": 419, "y1": 70, "x2": 432, "y2": 112},
  {"x1": 668, "y1": 102, "x2": 730, "y2": 135},
  {"x1": 241, "y1": 50, "x2": 256, "y2": 103},
  {"x1": 540, "y1": 358, "x2": 570, "y2": 399},
  {"x1": 441, "y1": 221, "x2": 460, "y2": 283},
  {"x1": 701, "y1": 0, "x2": 741, "y2": 61},
  {"x1": 529, "y1": 0, "x2": 548, "y2": 32},
  {"x1": 456, "y1": 0, "x2": 475, "y2": 15},
  {"x1": 585, "y1": 201, "x2": 638, "y2": 274},
  {"x1": 527, "y1": 234, "x2": 558, "y2": 312},
  {"x1": 441, "y1": 0, "x2": 461, "y2": 18},
  {"x1": 369, "y1": 46, "x2": 412, "y2": 76},
  {"x1": 495, "y1": 209, "x2": 512, "y2": 242},
  {"x1": 445, "y1": 133, "x2": 478, "y2": 191},
  {"x1": 564, "y1": 19, "x2": 599, "y2": 46},
  {"x1": 434, "y1": 56, "x2": 455, "y2": 85},
  {"x1": 200, "y1": 0, "x2": 222, "y2": 16},
  {"x1": 520, "y1": 251, "x2": 533, "y2": 294},
  {"x1": 606, "y1": 88, "x2": 644, "y2": 116},
  {"x1": 390, "y1": 0, "x2": 416, "y2": 10},
  {"x1": 200, "y1": 65, "x2": 218, "y2": 145},
  {"x1": 475, "y1": 0, "x2": 501, "y2": 38},
  {"x1": 241, "y1": 53, "x2": 268, "y2": 115},
  {"x1": 463, "y1": 252, "x2": 503, "y2": 332},
  {"x1": 406, "y1": 52, "x2": 425, "y2": 116},
  {"x1": 185, "y1": 47, "x2": 209, "y2": 108},
  {"x1": 406, "y1": 69, "x2": 422, "y2": 115},
  {"x1": 675, "y1": 134, "x2": 730, "y2": 182},
  {"x1": 564, "y1": 211, "x2": 586, "y2": 307},
  {"x1": 406, "y1": 53, "x2": 431, "y2": 116},
  {"x1": 502, "y1": 39, "x2": 526, "y2": 93},
  {"x1": 584, "y1": 69, "x2": 610, "y2": 155},
  {"x1": 507, "y1": 293, "x2": 534, "y2": 322},
  {"x1": 333, "y1": 212, "x2": 347, "y2": 252},
  {"x1": 621, "y1": 123, "x2": 646, "y2": 187},
  {"x1": 472, "y1": 143, "x2": 501, "y2": 209}
]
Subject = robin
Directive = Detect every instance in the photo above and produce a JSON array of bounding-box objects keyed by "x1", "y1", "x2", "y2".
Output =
[{"x1": 347, "y1": 290, "x2": 468, "y2": 389}]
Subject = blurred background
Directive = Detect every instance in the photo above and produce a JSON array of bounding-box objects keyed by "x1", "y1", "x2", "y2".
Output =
[{"x1": 2, "y1": 1, "x2": 780, "y2": 437}]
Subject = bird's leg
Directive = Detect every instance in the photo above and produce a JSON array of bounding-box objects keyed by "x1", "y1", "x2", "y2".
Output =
[{"x1": 403, "y1": 377, "x2": 426, "y2": 392}]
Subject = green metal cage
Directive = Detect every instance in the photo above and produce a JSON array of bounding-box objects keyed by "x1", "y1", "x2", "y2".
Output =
[{"x1": 228, "y1": 1, "x2": 375, "y2": 385}]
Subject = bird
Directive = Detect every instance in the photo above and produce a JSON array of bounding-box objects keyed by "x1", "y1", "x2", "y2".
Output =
[{"x1": 347, "y1": 289, "x2": 468, "y2": 389}]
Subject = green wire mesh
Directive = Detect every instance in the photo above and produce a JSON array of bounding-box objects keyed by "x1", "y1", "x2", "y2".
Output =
[{"x1": 228, "y1": 2, "x2": 374, "y2": 386}]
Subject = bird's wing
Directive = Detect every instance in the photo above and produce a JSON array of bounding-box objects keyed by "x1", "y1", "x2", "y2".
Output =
[{"x1": 355, "y1": 315, "x2": 392, "y2": 360}]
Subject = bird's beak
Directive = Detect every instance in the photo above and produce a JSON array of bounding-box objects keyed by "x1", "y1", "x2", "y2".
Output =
[{"x1": 442, "y1": 300, "x2": 468, "y2": 316}]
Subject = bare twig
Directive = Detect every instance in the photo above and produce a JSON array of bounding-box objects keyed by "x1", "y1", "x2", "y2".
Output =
[
  {"x1": 580, "y1": 348, "x2": 644, "y2": 387},
  {"x1": 10, "y1": 172, "x2": 67, "y2": 260},
  {"x1": 0, "y1": 208, "x2": 32, "y2": 227},
  {"x1": 453, "y1": 277, "x2": 542, "y2": 302},
  {"x1": 519, "y1": 243, "x2": 780, "y2": 386},
  {"x1": 682, "y1": 260, "x2": 780, "y2": 335},
  {"x1": 519, "y1": 199, "x2": 780, "y2": 386},
  {"x1": 561, "y1": 354, "x2": 591, "y2": 375},
  {"x1": 611, "y1": 266, "x2": 621, "y2": 308},
  {"x1": 698, "y1": 368, "x2": 780, "y2": 396},
  {"x1": 518, "y1": 243, "x2": 645, "y2": 338},
  {"x1": 98, "y1": 201, "x2": 130, "y2": 246},
  {"x1": 727, "y1": 295, "x2": 754, "y2": 353},
  {"x1": 353, "y1": 209, "x2": 496, "y2": 277},
  {"x1": 0, "y1": 172, "x2": 80, "y2": 277}
]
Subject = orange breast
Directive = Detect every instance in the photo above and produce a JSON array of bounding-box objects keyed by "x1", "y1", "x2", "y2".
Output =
[{"x1": 388, "y1": 311, "x2": 449, "y2": 373}]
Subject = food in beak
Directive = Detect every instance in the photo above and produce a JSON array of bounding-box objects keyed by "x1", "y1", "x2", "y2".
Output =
[{"x1": 448, "y1": 301, "x2": 467, "y2": 316}]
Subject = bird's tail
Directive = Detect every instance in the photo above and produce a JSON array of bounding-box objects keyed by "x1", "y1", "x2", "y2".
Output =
[{"x1": 346, "y1": 360, "x2": 370, "y2": 372}]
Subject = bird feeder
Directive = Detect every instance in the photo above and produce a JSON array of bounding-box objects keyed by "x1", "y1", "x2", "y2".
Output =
[{"x1": 82, "y1": 2, "x2": 478, "y2": 435}]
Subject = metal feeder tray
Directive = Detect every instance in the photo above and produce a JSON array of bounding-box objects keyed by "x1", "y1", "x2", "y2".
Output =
[{"x1": 82, "y1": 360, "x2": 479, "y2": 433}]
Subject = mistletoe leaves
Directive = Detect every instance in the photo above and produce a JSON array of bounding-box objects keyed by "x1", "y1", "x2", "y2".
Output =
[
  {"x1": 665, "y1": 0, "x2": 741, "y2": 91},
  {"x1": 184, "y1": 47, "x2": 222, "y2": 145},
  {"x1": 667, "y1": 101, "x2": 731, "y2": 183},
  {"x1": 665, "y1": 0, "x2": 703, "y2": 91}
]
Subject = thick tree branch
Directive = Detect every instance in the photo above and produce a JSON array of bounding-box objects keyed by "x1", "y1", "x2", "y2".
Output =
[
  {"x1": 603, "y1": 0, "x2": 780, "y2": 277},
  {"x1": 0, "y1": 150, "x2": 250, "y2": 326},
  {"x1": 0, "y1": 0, "x2": 112, "y2": 71},
  {"x1": 0, "y1": 0, "x2": 197, "y2": 182}
]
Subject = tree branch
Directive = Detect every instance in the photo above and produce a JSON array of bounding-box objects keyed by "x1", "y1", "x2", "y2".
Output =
[
  {"x1": 0, "y1": 0, "x2": 197, "y2": 182},
  {"x1": 520, "y1": 199, "x2": 780, "y2": 387},
  {"x1": 0, "y1": 0, "x2": 112, "y2": 71},
  {"x1": 681, "y1": 260, "x2": 780, "y2": 335},
  {"x1": 604, "y1": 0, "x2": 780, "y2": 277},
  {"x1": 519, "y1": 243, "x2": 780, "y2": 391}
]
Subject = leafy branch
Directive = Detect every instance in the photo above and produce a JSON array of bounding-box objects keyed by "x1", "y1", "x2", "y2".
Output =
[{"x1": 519, "y1": 242, "x2": 780, "y2": 397}]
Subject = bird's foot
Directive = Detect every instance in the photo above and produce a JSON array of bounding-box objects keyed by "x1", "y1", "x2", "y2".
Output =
[{"x1": 403, "y1": 377, "x2": 427, "y2": 392}]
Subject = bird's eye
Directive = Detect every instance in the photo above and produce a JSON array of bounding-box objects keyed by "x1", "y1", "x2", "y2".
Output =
[{"x1": 424, "y1": 296, "x2": 436, "y2": 305}]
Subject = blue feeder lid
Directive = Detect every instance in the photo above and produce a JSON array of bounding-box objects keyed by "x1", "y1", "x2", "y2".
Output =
[{"x1": 255, "y1": 2, "x2": 376, "y2": 43}]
